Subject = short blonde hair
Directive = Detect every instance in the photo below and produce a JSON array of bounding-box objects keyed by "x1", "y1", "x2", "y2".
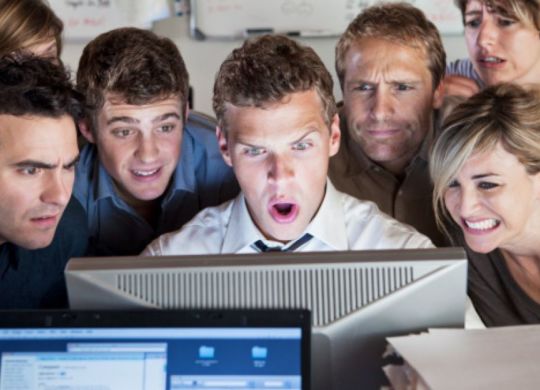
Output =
[
  {"x1": 335, "y1": 2, "x2": 445, "y2": 90},
  {"x1": 430, "y1": 83, "x2": 540, "y2": 238},
  {"x1": 0, "y1": 0, "x2": 63, "y2": 57},
  {"x1": 454, "y1": 0, "x2": 540, "y2": 30}
]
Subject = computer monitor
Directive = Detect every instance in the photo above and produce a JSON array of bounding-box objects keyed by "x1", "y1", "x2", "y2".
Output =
[
  {"x1": 0, "y1": 309, "x2": 310, "y2": 390},
  {"x1": 66, "y1": 248, "x2": 468, "y2": 390}
]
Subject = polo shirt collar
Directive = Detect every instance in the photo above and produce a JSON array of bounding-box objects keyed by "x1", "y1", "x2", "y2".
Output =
[{"x1": 95, "y1": 160, "x2": 117, "y2": 202}]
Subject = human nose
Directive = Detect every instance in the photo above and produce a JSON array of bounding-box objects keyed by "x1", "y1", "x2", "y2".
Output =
[
  {"x1": 477, "y1": 18, "x2": 498, "y2": 50},
  {"x1": 370, "y1": 90, "x2": 393, "y2": 122},
  {"x1": 41, "y1": 170, "x2": 71, "y2": 207},
  {"x1": 267, "y1": 153, "x2": 295, "y2": 183},
  {"x1": 135, "y1": 134, "x2": 159, "y2": 163},
  {"x1": 457, "y1": 186, "x2": 481, "y2": 217}
]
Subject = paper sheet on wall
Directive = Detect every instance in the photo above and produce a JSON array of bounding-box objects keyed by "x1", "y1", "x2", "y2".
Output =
[
  {"x1": 49, "y1": 0, "x2": 172, "y2": 41},
  {"x1": 190, "y1": 0, "x2": 463, "y2": 40}
]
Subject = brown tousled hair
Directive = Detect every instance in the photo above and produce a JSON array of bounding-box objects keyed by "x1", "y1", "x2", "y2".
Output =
[
  {"x1": 77, "y1": 27, "x2": 189, "y2": 130},
  {"x1": 213, "y1": 34, "x2": 336, "y2": 134}
]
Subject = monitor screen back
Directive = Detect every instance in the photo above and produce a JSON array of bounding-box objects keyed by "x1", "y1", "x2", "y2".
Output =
[{"x1": 66, "y1": 247, "x2": 468, "y2": 389}]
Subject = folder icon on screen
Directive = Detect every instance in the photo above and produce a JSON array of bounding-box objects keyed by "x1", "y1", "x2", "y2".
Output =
[
  {"x1": 251, "y1": 346, "x2": 268, "y2": 359},
  {"x1": 199, "y1": 345, "x2": 215, "y2": 359}
]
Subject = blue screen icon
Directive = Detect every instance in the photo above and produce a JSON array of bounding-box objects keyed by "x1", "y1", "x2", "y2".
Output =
[
  {"x1": 198, "y1": 345, "x2": 215, "y2": 359},
  {"x1": 251, "y1": 346, "x2": 268, "y2": 359}
]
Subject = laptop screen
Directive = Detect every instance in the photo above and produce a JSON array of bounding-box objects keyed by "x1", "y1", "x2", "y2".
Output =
[{"x1": 0, "y1": 309, "x2": 310, "y2": 390}]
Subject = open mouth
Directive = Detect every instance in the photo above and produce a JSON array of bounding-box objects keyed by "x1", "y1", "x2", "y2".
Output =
[
  {"x1": 131, "y1": 167, "x2": 161, "y2": 179},
  {"x1": 269, "y1": 202, "x2": 299, "y2": 223},
  {"x1": 463, "y1": 218, "x2": 500, "y2": 232},
  {"x1": 479, "y1": 56, "x2": 505, "y2": 66}
]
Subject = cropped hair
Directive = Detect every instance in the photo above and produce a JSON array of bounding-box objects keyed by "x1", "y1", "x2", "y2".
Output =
[
  {"x1": 213, "y1": 34, "x2": 336, "y2": 134},
  {"x1": 77, "y1": 28, "x2": 189, "y2": 127},
  {"x1": 335, "y1": 2, "x2": 446, "y2": 90},
  {"x1": 454, "y1": 0, "x2": 540, "y2": 30},
  {"x1": 0, "y1": 55, "x2": 84, "y2": 121},
  {"x1": 430, "y1": 83, "x2": 540, "y2": 239},
  {"x1": 0, "y1": 0, "x2": 63, "y2": 57}
]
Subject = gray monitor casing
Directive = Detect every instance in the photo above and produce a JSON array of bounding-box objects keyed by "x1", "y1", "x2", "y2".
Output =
[{"x1": 66, "y1": 248, "x2": 467, "y2": 390}]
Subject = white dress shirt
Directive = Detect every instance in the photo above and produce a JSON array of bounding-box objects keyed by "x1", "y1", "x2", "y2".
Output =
[
  {"x1": 142, "y1": 181, "x2": 484, "y2": 327},
  {"x1": 142, "y1": 181, "x2": 433, "y2": 255}
]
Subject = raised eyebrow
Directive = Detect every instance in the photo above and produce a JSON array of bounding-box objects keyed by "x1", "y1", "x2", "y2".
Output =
[
  {"x1": 472, "y1": 173, "x2": 499, "y2": 180},
  {"x1": 291, "y1": 129, "x2": 318, "y2": 145},
  {"x1": 14, "y1": 160, "x2": 56, "y2": 170},
  {"x1": 235, "y1": 138, "x2": 263, "y2": 149},
  {"x1": 464, "y1": 10, "x2": 482, "y2": 18},
  {"x1": 152, "y1": 112, "x2": 181, "y2": 124},
  {"x1": 107, "y1": 116, "x2": 139, "y2": 126}
]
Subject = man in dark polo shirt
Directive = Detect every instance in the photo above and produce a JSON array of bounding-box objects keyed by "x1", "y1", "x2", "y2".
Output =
[
  {"x1": 0, "y1": 56, "x2": 88, "y2": 309},
  {"x1": 330, "y1": 3, "x2": 447, "y2": 245}
]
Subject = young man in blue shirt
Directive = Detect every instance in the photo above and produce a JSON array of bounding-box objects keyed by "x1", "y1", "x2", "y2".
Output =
[
  {"x1": 0, "y1": 56, "x2": 88, "y2": 309},
  {"x1": 74, "y1": 28, "x2": 239, "y2": 255}
]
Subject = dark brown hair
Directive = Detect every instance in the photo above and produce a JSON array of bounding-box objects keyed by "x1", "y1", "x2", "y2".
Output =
[
  {"x1": 0, "y1": 55, "x2": 84, "y2": 121},
  {"x1": 77, "y1": 27, "x2": 189, "y2": 128}
]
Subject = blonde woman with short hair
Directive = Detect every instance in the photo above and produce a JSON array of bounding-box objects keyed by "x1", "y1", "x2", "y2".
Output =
[{"x1": 431, "y1": 83, "x2": 540, "y2": 326}]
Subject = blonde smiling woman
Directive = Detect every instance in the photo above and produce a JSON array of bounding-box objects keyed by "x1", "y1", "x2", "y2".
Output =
[{"x1": 431, "y1": 83, "x2": 540, "y2": 326}]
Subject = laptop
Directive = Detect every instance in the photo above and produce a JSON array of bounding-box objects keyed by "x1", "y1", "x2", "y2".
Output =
[{"x1": 0, "y1": 309, "x2": 310, "y2": 390}]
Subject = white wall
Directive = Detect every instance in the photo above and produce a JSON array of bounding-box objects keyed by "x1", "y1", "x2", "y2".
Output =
[{"x1": 60, "y1": 16, "x2": 468, "y2": 116}]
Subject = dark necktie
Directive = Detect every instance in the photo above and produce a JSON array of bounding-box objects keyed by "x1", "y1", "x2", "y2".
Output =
[{"x1": 253, "y1": 233, "x2": 313, "y2": 252}]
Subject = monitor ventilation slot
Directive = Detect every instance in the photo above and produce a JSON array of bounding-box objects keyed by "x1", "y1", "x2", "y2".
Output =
[{"x1": 116, "y1": 265, "x2": 414, "y2": 327}]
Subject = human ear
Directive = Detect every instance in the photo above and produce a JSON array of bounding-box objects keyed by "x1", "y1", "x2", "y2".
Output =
[
  {"x1": 184, "y1": 106, "x2": 190, "y2": 124},
  {"x1": 433, "y1": 79, "x2": 445, "y2": 109},
  {"x1": 216, "y1": 126, "x2": 232, "y2": 167},
  {"x1": 78, "y1": 119, "x2": 95, "y2": 144},
  {"x1": 328, "y1": 114, "x2": 341, "y2": 157}
]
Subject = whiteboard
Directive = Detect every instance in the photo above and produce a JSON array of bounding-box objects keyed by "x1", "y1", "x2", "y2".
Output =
[
  {"x1": 190, "y1": 0, "x2": 463, "y2": 40},
  {"x1": 49, "y1": 0, "x2": 171, "y2": 41}
]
